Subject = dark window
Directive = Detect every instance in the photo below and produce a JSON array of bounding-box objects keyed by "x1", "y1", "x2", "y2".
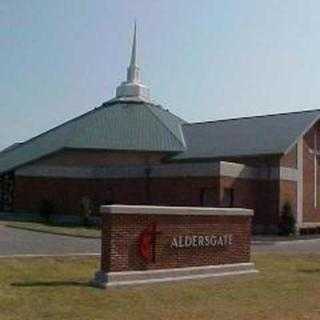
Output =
[
  {"x1": 222, "y1": 188, "x2": 234, "y2": 207},
  {"x1": 105, "y1": 188, "x2": 114, "y2": 205},
  {"x1": 201, "y1": 188, "x2": 216, "y2": 207}
]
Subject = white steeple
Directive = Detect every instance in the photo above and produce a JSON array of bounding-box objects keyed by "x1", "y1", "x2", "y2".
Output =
[
  {"x1": 127, "y1": 22, "x2": 139, "y2": 82},
  {"x1": 116, "y1": 22, "x2": 150, "y2": 101}
]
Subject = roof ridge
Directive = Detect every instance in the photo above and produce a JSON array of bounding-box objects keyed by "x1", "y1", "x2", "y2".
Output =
[
  {"x1": 146, "y1": 105, "x2": 186, "y2": 149},
  {"x1": 185, "y1": 108, "x2": 320, "y2": 126}
]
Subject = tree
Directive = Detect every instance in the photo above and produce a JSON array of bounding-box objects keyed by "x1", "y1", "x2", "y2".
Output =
[{"x1": 279, "y1": 202, "x2": 296, "y2": 236}]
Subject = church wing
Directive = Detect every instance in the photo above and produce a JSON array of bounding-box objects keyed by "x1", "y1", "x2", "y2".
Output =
[{"x1": 173, "y1": 109, "x2": 320, "y2": 161}]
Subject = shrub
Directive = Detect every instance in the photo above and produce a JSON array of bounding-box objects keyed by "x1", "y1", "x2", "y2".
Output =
[
  {"x1": 279, "y1": 202, "x2": 296, "y2": 236},
  {"x1": 39, "y1": 199, "x2": 55, "y2": 223},
  {"x1": 80, "y1": 197, "x2": 92, "y2": 226}
]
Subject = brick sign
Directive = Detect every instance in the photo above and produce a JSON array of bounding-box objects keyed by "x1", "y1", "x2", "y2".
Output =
[{"x1": 92, "y1": 205, "x2": 257, "y2": 288}]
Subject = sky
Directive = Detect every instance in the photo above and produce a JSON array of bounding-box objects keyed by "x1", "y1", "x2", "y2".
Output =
[{"x1": 1, "y1": 0, "x2": 320, "y2": 150}]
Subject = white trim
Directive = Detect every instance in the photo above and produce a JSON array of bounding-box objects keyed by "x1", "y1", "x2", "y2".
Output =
[
  {"x1": 279, "y1": 167, "x2": 299, "y2": 181},
  {"x1": 297, "y1": 139, "x2": 304, "y2": 227},
  {"x1": 92, "y1": 262, "x2": 258, "y2": 288},
  {"x1": 314, "y1": 131, "x2": 317, "y2": 208},
  {"x1": 301, "y1": 222, "x2": 320, "y2": 228},
  {"x1": 219, "y1": 161, "x2": 257, "y2": 179},
  {"x1": 101, "y1": 204, "x2": 253, "y2": 216},
  {"x1": 100, "y1": 270, "x2": 259, "y2": 287},
  {"x1": 107, "y1": 262, "x2": 254, "y2": 276}
]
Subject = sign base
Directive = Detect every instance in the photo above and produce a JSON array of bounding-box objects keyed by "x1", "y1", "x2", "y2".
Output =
[{"x1": 92, "y1": 262, "x2": 258, "y2": 289}]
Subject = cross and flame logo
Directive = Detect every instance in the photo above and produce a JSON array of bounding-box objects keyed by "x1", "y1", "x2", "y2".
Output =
[{"x1": 138, "y1": 223, "x2": 160, "y2": 263}]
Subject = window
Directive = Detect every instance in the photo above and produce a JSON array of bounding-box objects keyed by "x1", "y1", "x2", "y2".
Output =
[
  {"x1": 105, "y1": 188, "x2": 114, "y2": 205},
  {"x1": 222, "y1": 188, "x2": 234, "y2": 207},
  {"x1": 201, "y1": 188, "x2": 216, "y2": 207}
]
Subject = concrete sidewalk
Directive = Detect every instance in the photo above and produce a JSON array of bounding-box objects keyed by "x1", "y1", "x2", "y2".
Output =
[
  {"x1": 252, "y1": 236, "x2": 320, "y2": 253},
  {"x1": 0, "y1": 224, "x2": 100, "y2": 256},
  {"x1": 252, "y1": 234, "x2": 320, "y2": 244}
]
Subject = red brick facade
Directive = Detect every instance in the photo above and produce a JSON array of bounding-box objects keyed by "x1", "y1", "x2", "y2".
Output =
[
  {"x1": 279, "y1": 180, "x2": 297, "y2": 219},
  {"x1": 280, "y1": 145, "x2": 297, "y2": 168},
  {"x1": 14, "y1": 174, "x2": 274, "y2": 230},
  {"x1": 14, "y1": 176, "x2": 221, "y2": 215},
  {"x1": 30, "y1": 149, "x2": 165, "y2": 166},
  {"x1": 301, "y1": 123, "x2": 320, "y2": 222},
  {"x1": 12, "y1": 171, "x2": 290, "y2": 233},
  {"x1": 220, "y1": 176, "x2": 280, "y2": 231},
  {"x1": 100, "y1": 209, "x2": 252, "y2": 272}
]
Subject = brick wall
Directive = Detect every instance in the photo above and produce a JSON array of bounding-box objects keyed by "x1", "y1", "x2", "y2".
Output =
[
  {"x1": 29, "y1": 149, "x2": 165, "y2": 166},
  {"x1": 100, "y1": 210, "x2": 252, "y2": 272},
  {"x1": 279, "y1": 180, "x2": 297, "y2": 218},
  {"x1": 280, "y1": 145, "x2": 297, "y2": 168},
  {"x1": 219, "y1": 176, "x2": 257, "y2": 209},
  {"x1": 149, "y1": 177, "x2": 219, "y2": 207},
  {"x1": 14, "y1": 173, "x2": 280, "y2": 232},
  {"x1": 302, "y1": 123, "x2": 320, "y2": 222},
  {"x1": 14, "y1": 176, "x2": 148, "y2": 214},
  {"x1": 12, "y1": 148, "x2": 295, "y2": 232},
  {"x1": 14, "y1": 176, "x2": 220, "y2": 215},
  {"x1": 219, "y1": 176, "x2": 279, "y2": 232}
]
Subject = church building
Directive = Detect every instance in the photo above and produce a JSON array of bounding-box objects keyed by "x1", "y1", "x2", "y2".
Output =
[{"x1": 1, "y1": 25, "x2": 320, "y2": 234}]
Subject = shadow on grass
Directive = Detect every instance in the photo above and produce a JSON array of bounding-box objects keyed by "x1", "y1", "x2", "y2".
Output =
[
  {"x1": 11, "y1": 280, "x2": 92, "y2": 288},
  {"x1": 298, "y1": 269, "x2": 320, "y2": 274}
]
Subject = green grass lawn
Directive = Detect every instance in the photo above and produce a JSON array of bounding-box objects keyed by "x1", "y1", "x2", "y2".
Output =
[
  {"x1": 0, "y1": 253, "x2": 320, "y2": 319},
  {"x1": 1, "y1": 221, "x2": 100, "y2": 239}
]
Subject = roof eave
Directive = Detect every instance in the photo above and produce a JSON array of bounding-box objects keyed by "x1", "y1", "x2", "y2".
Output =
[{"x1": 0, "y1": 147, "x2": 66, "y2": 174}]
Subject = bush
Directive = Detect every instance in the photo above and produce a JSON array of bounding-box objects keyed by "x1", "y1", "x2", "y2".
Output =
[
  {"x1": 39, "y1": 199, "x2": 55, "y2": 223},
  {"x1": 80, "y1": 197, "x2": 92, "y2": 226},
  {"x1": 279, "y1": 202, "x2": 296, "y2": 236}
]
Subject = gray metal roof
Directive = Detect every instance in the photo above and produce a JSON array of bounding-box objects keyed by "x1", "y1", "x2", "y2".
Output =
[
  {"x1": 173, "y1": 109, "x2": 320, "y2": 161},
  {"x1": 1, "y1": 104, "x2": 320, "y2": 173},
  {"x1": 0, "y1": 143, "x2": 22, "y2": 154},
  {"x1": 0, "y1": 100, "x2": 186, "y2": 173}
]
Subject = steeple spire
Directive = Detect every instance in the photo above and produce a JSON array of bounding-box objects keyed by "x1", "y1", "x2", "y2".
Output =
[
  {"x1": 116, "y1": 22, "x2": 150, "y2": 101},
  {"x1": 129, "y1": 21, "x2": 137, "y2": 68},
  {"x1": 126, "y1": 21, "x2": 140, "y2": 83}
]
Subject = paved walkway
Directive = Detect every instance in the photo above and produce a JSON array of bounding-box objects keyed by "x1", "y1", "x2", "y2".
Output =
[
  {"x1": 0, "y1": 225, "x2": 100, "y2": 256},
  {"x1": 1, "y1": 224, "x2": 320, "y2": 256},
  {"x1": 252, "y1": 237, "x2": 320, "y2": 253}
]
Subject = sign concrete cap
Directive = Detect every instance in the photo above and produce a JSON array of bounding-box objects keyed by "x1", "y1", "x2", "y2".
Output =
[{"x1": 100, "y1": 205, "x2": 253, "y2": 216}]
